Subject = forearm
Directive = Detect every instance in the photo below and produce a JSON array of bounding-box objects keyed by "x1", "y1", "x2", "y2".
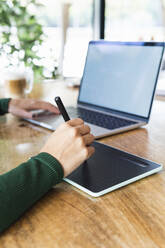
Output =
[
  {"x1": 0, "y1": 98, "x2": 11, "y2": 115},
  {"x1": 0, "y1": 152, "x2": 63, "y2": 233}
]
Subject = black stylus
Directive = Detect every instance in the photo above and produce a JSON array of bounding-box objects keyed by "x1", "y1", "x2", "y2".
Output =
[
  {"x1": 55, "y1": 96, "x2": 70, "y2": 121},
  {"x1": 55, "y1": 96, "x2": 89, "y2": 164}
]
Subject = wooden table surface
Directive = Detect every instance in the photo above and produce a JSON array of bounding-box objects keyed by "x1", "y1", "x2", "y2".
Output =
[{"x1": 0, "y1": 81, "x2": 165, "y2": 248}]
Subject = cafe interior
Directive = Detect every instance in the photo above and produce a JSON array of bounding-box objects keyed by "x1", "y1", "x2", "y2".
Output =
[{"x1": 1, "y1": 1, "x2": 165, "y2": 247}]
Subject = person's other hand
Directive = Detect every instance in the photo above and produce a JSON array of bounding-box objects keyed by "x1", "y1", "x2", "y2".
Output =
[
  {"x1": 40, "y1": 118, "x2": 95, "y2": 177},
  {"x1": 8, "y1": 98, "x2": 60, "y2": 119}
]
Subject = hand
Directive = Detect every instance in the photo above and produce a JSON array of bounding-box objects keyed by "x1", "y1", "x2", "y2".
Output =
[
  {"x1": 40, "y1": 118, "x2": 95, "y2": 177},
  {"x1": 8, "y1": 98, "x2": 60, "y2": 119}
]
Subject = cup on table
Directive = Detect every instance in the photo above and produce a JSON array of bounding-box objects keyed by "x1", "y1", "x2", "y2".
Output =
[{"x1": 4, "y1": 67, "x2": 33, "y2": 98}]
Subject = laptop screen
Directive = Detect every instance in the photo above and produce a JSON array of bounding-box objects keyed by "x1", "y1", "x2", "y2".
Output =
[{"x1": 78, "y1": 41, "x2": 164, "y2": 118}]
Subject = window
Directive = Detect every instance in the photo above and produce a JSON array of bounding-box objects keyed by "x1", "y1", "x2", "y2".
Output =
[
  {"x1": 105, "y1": 0, "x2": 165, "y2": 41},
  {"x1": 37, "y1": 0, "x2": 93, "y2": 78},
  {"x1": 105, "y1": 0, "x2": 165, "y2": 93}
]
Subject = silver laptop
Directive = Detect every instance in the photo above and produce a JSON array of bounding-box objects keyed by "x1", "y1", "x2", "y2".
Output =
[{"x1": 27, "y1": 41, "x2": 164, "y2": 138}]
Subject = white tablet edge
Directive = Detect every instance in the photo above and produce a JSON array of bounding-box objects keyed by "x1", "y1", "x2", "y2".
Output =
[{"x1": 64, "y1": 165, "x2": 163, "y2": 197}]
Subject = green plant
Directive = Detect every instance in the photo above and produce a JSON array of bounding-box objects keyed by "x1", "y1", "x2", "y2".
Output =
[{"x1": 0, "y1": 0, "x2": 44, "y2": 79}]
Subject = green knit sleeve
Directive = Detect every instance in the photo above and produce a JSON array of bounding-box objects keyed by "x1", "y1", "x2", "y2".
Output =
[
  {"x1": 0, "y1": 152, "x2": 64, "y2": 233},
  {"x1": 0, "y1": 98, "x2": 11, "y2": 115}
]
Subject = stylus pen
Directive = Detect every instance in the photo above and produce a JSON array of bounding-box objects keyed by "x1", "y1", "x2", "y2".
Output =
[
  {"x1": 55, "y1": 96, "x2": 89, "y2": 164},
  {"x1": 55, "y1": 96, "x2": 70, "y2": 121}
]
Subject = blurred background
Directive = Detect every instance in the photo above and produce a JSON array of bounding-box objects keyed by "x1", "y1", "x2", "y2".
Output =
[{"x1": 1, "y1": 0, "x2": 165, "y2": 92}]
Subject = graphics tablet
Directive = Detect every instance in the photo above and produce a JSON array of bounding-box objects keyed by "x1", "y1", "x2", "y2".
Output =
[{"x1": 64, "y1": 141, "x2": 162, "y2": 197}]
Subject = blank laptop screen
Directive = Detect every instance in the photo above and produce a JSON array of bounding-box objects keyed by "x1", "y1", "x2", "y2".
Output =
[{"x1": 78, "y1": 41, "x2": 164, "y2": 118}]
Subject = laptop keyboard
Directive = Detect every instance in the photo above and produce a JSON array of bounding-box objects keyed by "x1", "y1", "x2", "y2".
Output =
[{"x1": 68, "y1": 107, "x2": 137, "y2": 130}]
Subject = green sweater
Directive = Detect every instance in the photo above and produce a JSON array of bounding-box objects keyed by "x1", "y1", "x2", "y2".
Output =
[{"x1": 0, "y1": 99, "x2": 64, "y2": 233}]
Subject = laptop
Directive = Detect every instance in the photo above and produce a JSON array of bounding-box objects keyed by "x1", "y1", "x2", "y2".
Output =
[{"x1": 27, "y1": 41, "x2": 164, "y2": 138}]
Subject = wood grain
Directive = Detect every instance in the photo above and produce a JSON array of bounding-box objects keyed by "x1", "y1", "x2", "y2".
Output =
[{"x1": 0, "y1": 81, "x2": 165, "y2": 248}]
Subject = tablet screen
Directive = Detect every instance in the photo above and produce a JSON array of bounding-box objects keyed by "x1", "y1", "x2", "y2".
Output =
[{"x1": 65, "y1": 141, "x2": 162, "y2": 196}]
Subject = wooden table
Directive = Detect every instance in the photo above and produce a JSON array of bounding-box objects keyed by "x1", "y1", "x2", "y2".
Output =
[{"x1": 0, "y1": 81, "x2": 165, "y2": 248}]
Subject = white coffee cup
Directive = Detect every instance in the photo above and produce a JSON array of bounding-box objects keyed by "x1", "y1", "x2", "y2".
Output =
[{"x1": 4, "y1": 67, "x2": 33, "y2": 98}]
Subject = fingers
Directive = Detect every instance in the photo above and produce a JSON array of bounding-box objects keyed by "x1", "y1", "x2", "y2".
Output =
[
  {"x1": 67, "y1": 119, "x2": 90, "y2": 135},
  {"x1": 82, "y1": 133, "x2": 95, "y2": 146},
  {"x1": 86, "y1": 146, "x2": 95, "y2": 159},
  {"x1": 38, "y1": 101, "x2": 60, "y2": 114},
  {"x1": 77, "y1": 124, "x2": 90, "y2": 135},
  {"x1": 66, "y1": 119, "x2": 93, "y2": 138},
  {"x1": 9, "y1": 99, "x2": 60, "y2": 116},
  {"x1": 26, "y1": 100, "x2": 60, "y2": 114},
  {"x1": 10, "y1": 108, "x2": 33, "y2": 119},
  {"x1": 61, "y1": 117, "x2": 95, "y2": 150},
  {"x1": 67, "y1": 118, "x2": 84, "y2": 126}
]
